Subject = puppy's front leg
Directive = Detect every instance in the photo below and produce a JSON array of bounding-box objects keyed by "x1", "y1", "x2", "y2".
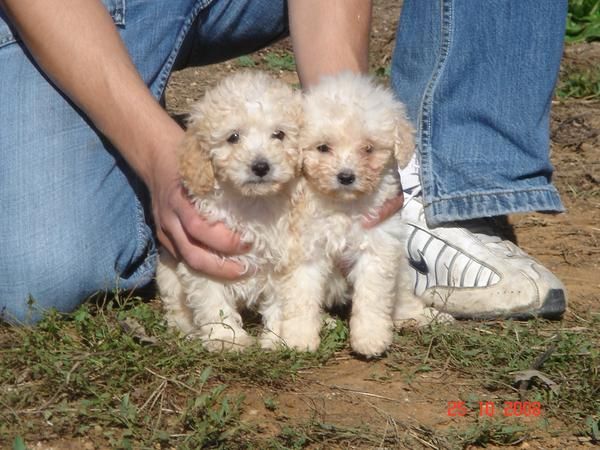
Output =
[
  {"x1": 184, "y1": 279, "x2": 252, "y2": 352},
  {"x1": 156, "y1": 250, "x2": 195, "y2": 334},
  {"x1": 279, "y1": 261, "x2": 328, "y2": 352},
  {"x1": 349, "y1": 248, "x2": 397, "y2": 358},
  {"x1": 257, "y1": 283, "x2": 286, "y2": 350}
]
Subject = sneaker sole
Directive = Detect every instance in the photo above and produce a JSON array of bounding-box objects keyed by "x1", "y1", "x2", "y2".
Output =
[{"x1": 449, "y1": 288, "x2": 566, "y2": 321}]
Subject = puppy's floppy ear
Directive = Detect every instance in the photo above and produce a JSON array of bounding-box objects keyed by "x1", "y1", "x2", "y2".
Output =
[
  {"x1": 177, "y1": 126, "x2": 215, "y2": 197},
  {"x1": 288, "y1": 90, "x2": 305, "y2": 178},
  {"x1": 393, "y1": 109, "x2": 416, "y2": 170}
]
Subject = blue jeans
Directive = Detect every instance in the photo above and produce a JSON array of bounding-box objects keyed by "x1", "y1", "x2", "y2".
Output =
[
  {"x1": 392, "y1": 0, "x2": 567, "y2": 226},
  {"x1": 0, "y1": 0, "x2": 566, "y2": 323},
  {"x1": 0, "y1": 0, "x2": 287, "y2": 323}
]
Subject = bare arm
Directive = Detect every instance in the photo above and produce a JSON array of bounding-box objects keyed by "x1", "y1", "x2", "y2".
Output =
[
  {"x1": 288, "y1": 0, "x2": 372, "y2": 87},
  {"x1": 289, "y1": 0, "x2": 403, "y2": 224},
  {"x1": 0, "y1": 0, "x2": 245, "y2": 278}
]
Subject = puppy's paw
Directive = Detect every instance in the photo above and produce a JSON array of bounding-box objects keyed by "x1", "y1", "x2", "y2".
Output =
[
  {"x1": 258, "y1": 330, "x2": 286, "y2": 350},
  {"x1": 394, "y1": 307, "x2": 455, "y2": 328},
  {"x1": 280, "y1": 317, "x2": 322, "y2": 352},
  {"x1": 284, "y1": 334, "x2": 321, "y2": 352},
  {"x1": 191, "y1": 325, "x2": 253, "y2": 352},
  {"x1": 350, "y1": 316, "x2": 393, "y2": 358}
]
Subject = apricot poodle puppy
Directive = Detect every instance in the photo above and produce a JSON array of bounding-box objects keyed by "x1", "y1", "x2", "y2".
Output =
[
  {"x1": 156, "y1": 71, "x2": 302, "y2": 351},
  {"x1": 278, "y1": 73, "x2": 453, "y2": 358}
]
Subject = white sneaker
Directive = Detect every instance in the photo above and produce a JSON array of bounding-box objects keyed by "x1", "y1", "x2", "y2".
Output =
[{"x1": 400, "y1": 164, "x2": 567, "y2": 320}]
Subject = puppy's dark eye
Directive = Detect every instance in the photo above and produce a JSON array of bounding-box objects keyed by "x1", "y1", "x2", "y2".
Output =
[
  {"x1": 317, "y1": 144, "x2": 331, "y2": 153},
  {"x1": 272, "y1": 130, "x2": 285, "y2": 140},
  {"x1": 364, "y1": 144, "x2": 374, "y2": 154},
  {"x1": 227, "y1": 132, "x2": 240, "y2": 144}
]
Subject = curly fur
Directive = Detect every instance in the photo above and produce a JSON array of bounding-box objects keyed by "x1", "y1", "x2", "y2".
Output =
[
  {"x1": 156, "y1": 71, "x2": 302, "y2": 351},
  {"x1": 277, "y1": 73, "x2": 453, "y2": 358}
]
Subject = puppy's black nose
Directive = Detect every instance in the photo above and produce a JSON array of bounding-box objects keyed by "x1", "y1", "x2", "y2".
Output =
[
  {"x1": 337, "y1": 170, "x2": 356, "y2": 185},
  {"x1": 251, "y1": 159, "x2": 270, "y2": 177}
]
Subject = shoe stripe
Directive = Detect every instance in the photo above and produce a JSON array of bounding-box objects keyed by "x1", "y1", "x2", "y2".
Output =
[
  {"x1": 490, "y1": 272, "x2": 500, "y2": 285},
  {"x1": 422, "y1": 235, "x2": 435, "y2": 289},
  {"x1": 486, "y1": 269, "x2": 496, "y2": 286},
  {"x1": 422, "y1": 234, "x2": 434, "y2": 254},
  {"x1": 434, "y1": 244, "x2": 448, "y2": 287},
  {"x1": 459, "y1": 259, "x2": 473, "y2": 288},
  {"x1": 406, "y1": 226, "x2": 419, "y2": 260},
  {"x1": 447, "y1": 249, "x2": 460, "y2": 286},
  {"x1": 474, "y1": 264, "x2": 485, "y2": 287},
  {"x1": 414, "y1": 270, "x2": 421, "y2": 294}
]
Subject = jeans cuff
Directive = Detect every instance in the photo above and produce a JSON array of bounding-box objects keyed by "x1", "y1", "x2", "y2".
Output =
[{"x1": 424, "y1": 186, "x2": 566, "y2": 226}]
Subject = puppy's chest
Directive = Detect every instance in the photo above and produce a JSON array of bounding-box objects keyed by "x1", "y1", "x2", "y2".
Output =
[
  {"x1": 196, "y1": 194, "x2": 290, "y2": 271},
  {"x1": 312, "y1": 214, "x2": 366, "y2": 264}
]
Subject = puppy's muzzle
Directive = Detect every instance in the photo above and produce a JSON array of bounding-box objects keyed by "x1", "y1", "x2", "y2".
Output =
[
  {"x1": 337, "y1": 170, "x2": 356, "y2": 186},
  {"x1": 251, "y1": 158, "x2": 271, "y2": 178}
]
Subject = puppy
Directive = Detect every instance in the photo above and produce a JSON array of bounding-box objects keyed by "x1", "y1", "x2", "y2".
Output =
[
  {"x1": 156, "y1": 71, "x2": 302, "y2": 351},
  {"x1": 278, "y1": 73, "x2": 452, "y2": 358}
]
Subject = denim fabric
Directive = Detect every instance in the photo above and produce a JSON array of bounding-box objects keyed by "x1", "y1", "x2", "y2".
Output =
[
  {"x1": 0, "y1": 0, "x2": 288, "y2": 323},
  {"x1": 391, "y1": 0, "x2": 568, "y2": 226}
]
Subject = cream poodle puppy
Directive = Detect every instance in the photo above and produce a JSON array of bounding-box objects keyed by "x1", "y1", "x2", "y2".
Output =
[
  {"x1": 278, "y1": 73, "x2": 452, "y2": 358},
  {"x1": 156, "y1": 71, "x2": 302, "y2": 351}
]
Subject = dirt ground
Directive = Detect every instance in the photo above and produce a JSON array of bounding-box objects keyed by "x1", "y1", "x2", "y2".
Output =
[{"x1": 165, "y1": 1, "x2": 599, "y2": 448}]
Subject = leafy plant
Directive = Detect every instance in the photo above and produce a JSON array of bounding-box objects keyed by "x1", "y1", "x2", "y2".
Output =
[{"x1": 566, "y1": 0, "x2": 600, "y2": 42}]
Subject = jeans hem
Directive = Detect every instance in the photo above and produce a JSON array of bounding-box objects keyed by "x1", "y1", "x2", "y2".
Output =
[{"x1": 423, "y1": 186, "x2": 565, "y2": 226}]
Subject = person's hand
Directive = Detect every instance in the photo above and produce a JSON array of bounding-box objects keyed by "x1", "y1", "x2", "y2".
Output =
[
  {"x1": 362, "y1": 191, "x2": 405, "y2": 229},
  {"x1": 146, "y1": 142, "x2": 248, "y2": 280}
]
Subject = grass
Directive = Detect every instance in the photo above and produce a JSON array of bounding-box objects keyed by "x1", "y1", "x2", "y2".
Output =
[
  {"x1": 556, "y1": 66, "x2": 600, "y2": 99},
  {"x1": 262, "y1": 51, "x2": 296, "y2": 72},
  {"x1": 236, "y1": 55, "x2": 256, "y2": 68},
  {"x1": 389, "y1": 318, "x2": 600, "y2": 443},
  {"x1": 237, "y1": 51, "x2": 296, "y2": 72},
  {"x1": 0, "y1": 296, "x2": 347, "y2": 449},
  {"x1": 1, "y1": 295, "x2": 597, "y2": 449}
]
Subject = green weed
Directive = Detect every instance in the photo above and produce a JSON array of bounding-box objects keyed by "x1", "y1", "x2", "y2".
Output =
[
  {"x1": 566, "y1": 0, "x2": 600, "y2": 42},
  {"x1": 236, "y1": 55, "x2": 256, "y2": 68},
  {"x1": 374, "y1": 64, "x2": 392, "y2": 79},
  {"x1": 556, "y1": 66, "x2": 600, "y2": 99},
  {"x1": 451, "y1": 418, "x2": 529, "y2": 447},
  {"x1": 263, "y1": 51, "x2": 296, "y2": 72}
]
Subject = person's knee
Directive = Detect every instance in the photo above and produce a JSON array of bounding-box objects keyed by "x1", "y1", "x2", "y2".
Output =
[
  {"x1": 0, "y1": 221, "x2": 156, "y2": 325},
  {"x1": 1, "y1": 247, "x2": 92, "y2": 324}
]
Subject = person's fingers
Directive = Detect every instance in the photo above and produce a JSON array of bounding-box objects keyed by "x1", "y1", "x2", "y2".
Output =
[
  {"x1": 179, "y1": 245, "x2": 248, "y2": 280},
  {"x1": 176, "y1": 188, "x2": 250, "y2": 255},
  {"x1": 160, "y1": 217, "x2": 247, "y2": 280},
  {"x1": 362, "y1": 191, "x2": 405, "y2": 229},
  {"x1": 156, "y1": 227, "x2": 179, "y2": 260}
]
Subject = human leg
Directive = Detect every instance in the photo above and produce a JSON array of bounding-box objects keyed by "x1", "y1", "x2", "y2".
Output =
[
  {"x1": 0, "y1": 42, "x2": 156, "y2": 324},
  {"x1": 391, "y1": 0, "x2": 568, "y2": 318},
  {"x1": 393, "y1": 0, "x2": 567, "y2": 222}
]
